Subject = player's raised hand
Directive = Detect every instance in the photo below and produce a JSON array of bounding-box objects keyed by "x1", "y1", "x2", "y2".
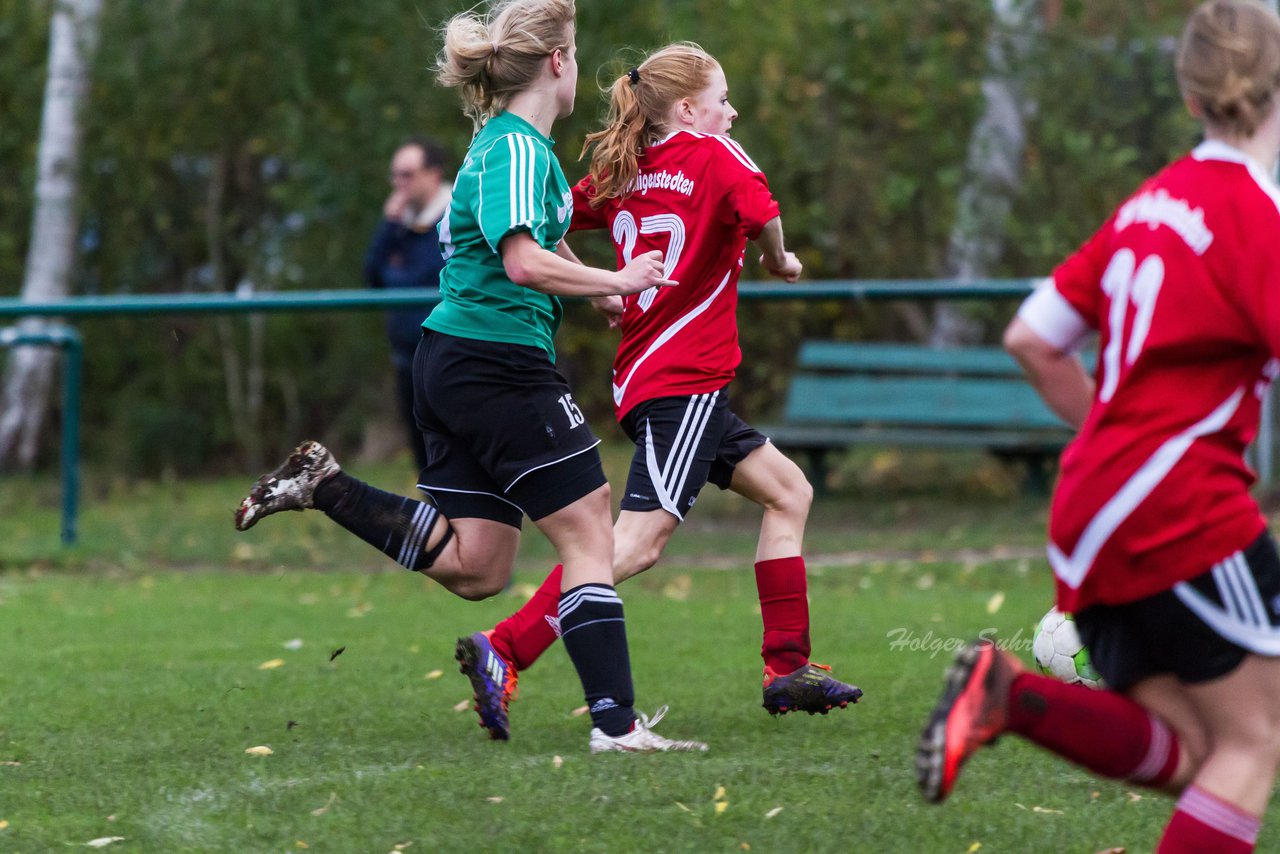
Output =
[
  {"x1": 616, "y1": 249, "x2": 677, "y2": 295},
  {"x1": 762, "y1": 250, "x2": 802, "y2": 283}
]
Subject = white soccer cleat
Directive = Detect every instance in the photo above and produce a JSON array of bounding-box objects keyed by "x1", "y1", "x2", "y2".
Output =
[
  {"x1": 235, "y1": 441, "x2": 341, "y2": 531},
  {"x1": 588, "y1": 706, "x2": 708, "y2": 754}
]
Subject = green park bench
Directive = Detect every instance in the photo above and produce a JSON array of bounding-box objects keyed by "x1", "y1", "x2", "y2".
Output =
[{"x1": 763, "y1": 340, "x2": 1076, "y2": 492}]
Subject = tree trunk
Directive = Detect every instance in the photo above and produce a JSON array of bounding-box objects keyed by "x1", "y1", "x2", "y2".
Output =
[
  {"x1": 0, "y1": 0, "x2": 103, "y2": 469},
  {"x1": 931, "y1": 0, "x2": 1041, "y2": 347}
]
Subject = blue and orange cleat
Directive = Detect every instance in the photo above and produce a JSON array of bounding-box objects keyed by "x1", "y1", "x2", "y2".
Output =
[
  {"x1": 762, "y1": 662, "x2": 863, "y2": 716},
  {"x1": 916, "y1": 638, "x2": 1022, "y2": 803},
  {"x1": 455, "y1": 631, "x2": 519, "y2": 741}
]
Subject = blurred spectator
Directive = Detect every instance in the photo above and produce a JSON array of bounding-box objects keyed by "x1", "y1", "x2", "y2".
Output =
[{"x1": 363, "y1": 137, "x2": 451, "y2": 470}]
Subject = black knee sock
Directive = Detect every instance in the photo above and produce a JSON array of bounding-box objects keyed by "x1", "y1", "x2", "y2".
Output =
[
  {"x1": 313, "y1": 472, "x2": 452, "y2": 570},
  {"x1": 558, "y1": 583, "x2": 636, "y2": 737}
]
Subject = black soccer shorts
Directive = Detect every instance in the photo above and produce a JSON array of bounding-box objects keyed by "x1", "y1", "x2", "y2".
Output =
[
  {"x1": 1075, "y1": 531, "x2": 1280, "y2": 691},
  {"x1": 412, "y1": 330, "x2": 607, "y2": 525},
  {"x1": 617, "y1": 387, "x2": 768, "y2": 520}
]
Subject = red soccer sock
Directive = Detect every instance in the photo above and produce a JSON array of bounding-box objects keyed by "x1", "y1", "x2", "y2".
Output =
[
  {"x1": 489, "y1": 564, "x2": 563, "y2": 672},
  {"x1": 1006, "y1": 672, "x2": 1180, "y2": 786},
  {"x1": 1157, "y1": 786, "x2": 1259, "y2": 853},
  {"x1": 754, "y1": 556, "x2": 811, "y2": 674}
]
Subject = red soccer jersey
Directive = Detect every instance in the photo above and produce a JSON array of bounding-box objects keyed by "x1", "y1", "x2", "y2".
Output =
[
  {"x1": 571, "y1": 130, "x2": 781, "y2": 419},
  {"x1": 1018, "y1": 141, "x2": 1280, "y2": 612}
]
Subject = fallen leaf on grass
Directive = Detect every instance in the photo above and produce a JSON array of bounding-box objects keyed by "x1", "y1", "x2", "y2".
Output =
[
  {"x1": 311, "y1": 793, "x2": 336, "y2": 816},
  {"x1": 283, "y1": 638, "x2": 304, "y2": 650},
  {"x1": 425, "y1": 670, "x2": 444, "y2": 680},
  {"x1": 258, "y1": 659, "x2": 286, "y2": 670},
  {"x1": 244, "y1": 746, "x2": 274, "y2": 756},
  {"x1": 0, "y1": 820, "x2": 8, "y2": 829},
  {"x1": 391, "y1": 843, "x2": 414, "y2": 852},
  {"x1": 715, "y1": 802, "x2": 728, "y2": 815},
  {"x1": 346, "y1": 603, "x2": 372, "y2": 618},
  {"x1": 85, "y1": 838, "x2": 126, "y2": 848},
  {"x1": 453, "y1": 700, "x2": 471, "y2": 712},
  {"x1": 552, "y1": 756, "x2": 563, "y2": 769},
  {"x1": 0, "y1": 761, "x2": 19, "y2": 767},
  {"x1": 985, "y1": 592, "x2": 1005, "y2": 615},
  {"x1": 675, "y1": 802, "x2": 693, "y2": 813},
  {"x1": 967, "y1": 844, "x2": 982, "y2": 853},
  {"x1": 486, "y1": 797, "x2": 503, "y2": 804},
  {"x1": 1032, "y1": 806, "x2": 1064, "y2": 815},
  {"x1": 1127, "y1": 792, "x2": 1143, "y2": 803},
  {"x1": 713, "y1": 785, "x2": 727, "y2": 801},
  {"x1": 740, "y1": 843, "x2": 750, "y2": 851},
  {"x1": 329, "y1": 646, "x2": 346, "y2": 662},
  {"x1": 571, "y1": 705, "x2": 589, "y2": 717},
  {"x1": 295, "y1": 842, "x2": 308, "y2": 849},
  {"x1": 765, "y1": 808, "x2": 783, "y2": 819},
  {"x1": 232, "y1": 542, "x2": 254, "y2": 562},
  {"x1": 662, "y1": 575, "x2": 692, "y2": 601}
]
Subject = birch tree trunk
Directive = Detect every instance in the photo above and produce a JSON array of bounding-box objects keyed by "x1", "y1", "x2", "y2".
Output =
[
  {"x1": 0, "y1": 0, "x2": 103, "y2": 469},
  {"x1": 931, "y1": 0, "x2": 1041, "y2": 347}
]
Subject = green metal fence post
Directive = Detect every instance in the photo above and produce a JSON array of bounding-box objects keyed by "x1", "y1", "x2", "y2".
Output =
[{"x1": 0, "y1": 322, "x2": 83, "y2": 546}]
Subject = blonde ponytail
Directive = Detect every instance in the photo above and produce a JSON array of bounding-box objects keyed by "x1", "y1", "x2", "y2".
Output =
[
  {"x1": 580, "y1": 43, "x2": 719, "y2": 207},
  {"x1": 436, "y1": 0, "x2": 576, "y2": 130},
  {"x1": 1177, "y1": 0, "x2": 1280, "y2": 137}
]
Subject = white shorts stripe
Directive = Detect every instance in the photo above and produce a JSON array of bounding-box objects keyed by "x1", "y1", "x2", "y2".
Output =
[
  {"x1": 415, "y1": 484, "x2": 523, "y2": 513},
  {"x1": 665, "y1": 392, "x2": 718, "y2": 503},
  {"x1": 662, "y1": 395, "x2": 704, "y2": 486},
  {"x1": 643, "y1": 419, "x2": 683, "y2": 520},
  {"x1": 1233, "y1": 551, "x2": 1269, "y2": 628},
  {"x1": 1212, "y1": 559, "x2": 1248, "y2": 625},
  {"x1": 663, "y1": 392, "x2": 713, "y2": 493},
  {"x1": 1174, "y1": 561, "x2": 1280, "y2": 655}
]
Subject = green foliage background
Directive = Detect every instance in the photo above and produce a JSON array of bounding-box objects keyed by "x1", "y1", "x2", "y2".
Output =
[{"x1": 0, "y1": 0, "x2": 1200, "y2": 473}]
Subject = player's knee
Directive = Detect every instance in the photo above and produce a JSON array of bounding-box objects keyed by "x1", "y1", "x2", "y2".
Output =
[
  {"x1": 440, "y1": 571, "x2": 507, "y2": 601},
  {"x1": 613, "y1": 539, "x2": 660, "y2": 581},
  {"x1": 1208, "y1": 716, "x2": 1280, "y2": 766},
  {"x1": 767, "y1": 474, "x2": 812, "y2": 518},
  {"x1": 1171, "y1": 719, "x2": 1210, "y2": 774}
]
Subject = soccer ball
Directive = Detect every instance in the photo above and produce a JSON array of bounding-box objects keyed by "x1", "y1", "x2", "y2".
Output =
[{"x1": 1032, "y1": 607, "x2": 1103, "y2": 689}]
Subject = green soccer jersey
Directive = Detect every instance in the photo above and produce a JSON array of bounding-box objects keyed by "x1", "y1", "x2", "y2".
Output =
[{"x1": 425, "y1": 112, "x2": 574, "y2": 362}]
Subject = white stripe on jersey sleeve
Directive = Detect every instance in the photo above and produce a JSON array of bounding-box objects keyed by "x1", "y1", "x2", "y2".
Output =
[
  {"x1": 506, "y1": 135, "x2": 518, "y2": 230},
  {"x1": 709, "y1": 134, "x2": 762, "y2": 172},
  {"x1": 1017, "y1": 278, "x2": 1092, "y2": 354}
]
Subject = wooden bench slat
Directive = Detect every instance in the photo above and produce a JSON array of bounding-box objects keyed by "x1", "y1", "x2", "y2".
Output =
[
  {"x1": 797, "y1": 341, "x2": 1026, "y2": 376},
  {"x1": 765, "y1": 424, "x2": 1070, "y2": 450},
  {"x1": 783, "y1": 375, "x2": 1067, "y2": 430}
]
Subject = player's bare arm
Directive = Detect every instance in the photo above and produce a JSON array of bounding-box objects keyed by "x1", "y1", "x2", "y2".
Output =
[
  {"x1": 754, "y1": 216, "x2": 802, "y2": 282},
  {"x1": 502, "y1": 231, "x2": 675, "y2": 297},
  {"x1": 1003, "y1": 317, "x2": 1093, "y2": 430}
]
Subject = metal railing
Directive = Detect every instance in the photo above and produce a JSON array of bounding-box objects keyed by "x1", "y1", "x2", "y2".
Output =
[{"x1": 1, "y1": 277, "x2": 1272, "y2": 546}]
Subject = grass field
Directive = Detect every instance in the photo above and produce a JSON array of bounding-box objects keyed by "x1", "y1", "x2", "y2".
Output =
[{"x1": 3, "y1": 448, "x2": 1278, "y2": 852}]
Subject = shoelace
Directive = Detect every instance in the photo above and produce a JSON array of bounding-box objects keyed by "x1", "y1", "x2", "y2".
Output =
[{"x1": 635, "y1": 704, "x2": 669, "y2": 731}]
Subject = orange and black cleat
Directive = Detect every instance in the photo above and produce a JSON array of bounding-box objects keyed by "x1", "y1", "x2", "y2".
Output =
[{"x1": 916, "y1": 638, "x2": 1022, "y2": 803}]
